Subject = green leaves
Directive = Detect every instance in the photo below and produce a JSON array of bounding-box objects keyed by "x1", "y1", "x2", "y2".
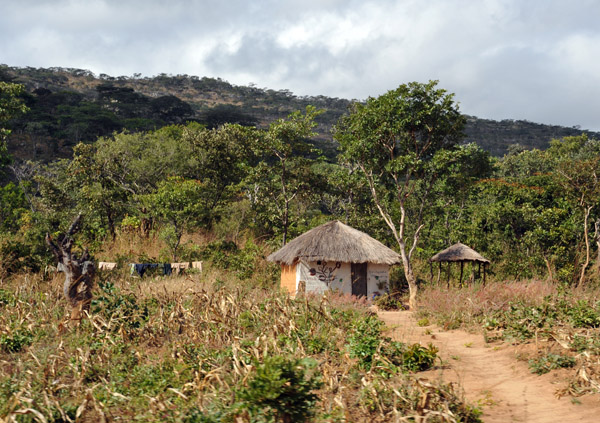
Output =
[
  {"x1": 236, "y1": 355, "x2": 322, "y2": 423},
  {"x1": 246, "y1": 106, "x2": 324, "y2": 244},
  {"x1": 0, "y1": 82, "x2": 29, "y2": 141}
]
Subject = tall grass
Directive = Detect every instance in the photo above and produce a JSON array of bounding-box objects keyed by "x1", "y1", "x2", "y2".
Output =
[
  {"x1": 417, "y1": 279, "x2": 558, "y2": 329},
  {"x1": 0, "y1": 271, "x2": 481, "y2": 422}
]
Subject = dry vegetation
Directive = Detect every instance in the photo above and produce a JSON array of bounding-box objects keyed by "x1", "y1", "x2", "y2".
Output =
[
  {"x1": 0, "y1": 263, "x2": 482, "y2": 423},
  {"x1": 416, "y1": 279, "x2": 600, "y2": 397}
]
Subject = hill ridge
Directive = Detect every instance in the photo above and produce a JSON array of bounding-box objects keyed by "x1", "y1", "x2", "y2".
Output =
[{"x1": 2, "y1": 65, "x2": 598, "y2": 160}]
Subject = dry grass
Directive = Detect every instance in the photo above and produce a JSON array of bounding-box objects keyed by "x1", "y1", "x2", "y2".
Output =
[
  {"x1": 417, "y1": 279, "x2": 558, "y2": 327},
  {"x1": 0, "y1": 270, "x2": 482, "y2": 422},
  {"x1": 417, "y1": 279, "x2": 600, "y2": 397}
]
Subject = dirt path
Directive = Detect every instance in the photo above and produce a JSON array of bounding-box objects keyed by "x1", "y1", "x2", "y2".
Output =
[{"x1": 378, "y1": 310, "x2": 599, "y2": 423}]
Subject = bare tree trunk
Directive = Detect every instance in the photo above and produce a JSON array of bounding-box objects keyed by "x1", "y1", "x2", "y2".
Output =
[
  {"x1": 282, "y1": 199, "x2": 289, "y2": 246},
  {"x1": 542, "y1": 255, "x2": 554, "y2": 281},
  {"x1": 360, "y1": 166, "x2": 424, "y2": 309},
  {"x1": 595, "y1": 219, "x2": 600, "y2": 266},
  {"x1": 46, "y1": 214, "x2": 95, "y2": 322},
  {"x1": 578, "y1": 206, "x2": 593, "y2": 287}
]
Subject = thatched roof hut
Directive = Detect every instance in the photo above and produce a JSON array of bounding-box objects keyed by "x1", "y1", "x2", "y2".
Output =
[
  {"x1": 429, "y1": 243, "x2": 490, "y2": 286},
  {"x1": 267, "y1": 220, "x2": 401, "y2": 265},
  {"x1": 268, "y1": 221, "x2": 401, "y2": 297},
  {"x1": 430, "y1": 243, "x2": 489, "y2": 264}
]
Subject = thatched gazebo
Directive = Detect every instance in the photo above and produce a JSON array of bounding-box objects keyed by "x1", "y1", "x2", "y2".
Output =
[
  {"x1": 267, "y1": 220, "x2": 401, "y2": 297},
  {"x1": 430, "y1": 242, "x2": 490, "y2": 286}
]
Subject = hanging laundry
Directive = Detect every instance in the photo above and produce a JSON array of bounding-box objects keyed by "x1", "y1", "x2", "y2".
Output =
[
  {"x1": 171, "y1": 262, "x2": 190, "y2": 275},
  {"x1": 163, "y1": 263, "x2": 172, "y2": 276},
  {"x1": 98, "y1": 262, "x2": 117, "y2": 271},
  {"x1": 133, "y1": 263, "x2": 159, "y2": 277},
  {"x1": 191, "y1": 261, "x2": 202, "y2": 272}
]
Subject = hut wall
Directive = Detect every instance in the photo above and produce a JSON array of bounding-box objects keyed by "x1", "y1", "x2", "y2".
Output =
[
  {"x1": 280, "y1": 264, "x2": 297, "y2": 295},
  {"x1": 292, "y1": 261, "x2": 390, "y2": 297},
  {"x1": 367, "y1": 263, "x2": 390, "y2": 296},
  {"x1": 294, "y1": 260, "x2": 351, "y2": 295}
]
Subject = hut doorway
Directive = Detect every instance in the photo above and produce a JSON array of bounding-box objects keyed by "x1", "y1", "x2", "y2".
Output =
[{"x1": 351, "y1": 263, "x2": 367, "y2": 296}]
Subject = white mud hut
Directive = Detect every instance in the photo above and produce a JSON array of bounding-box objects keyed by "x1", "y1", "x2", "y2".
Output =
[{"x1": 267, "y1": 220, "x2": 401, "y2": 297}]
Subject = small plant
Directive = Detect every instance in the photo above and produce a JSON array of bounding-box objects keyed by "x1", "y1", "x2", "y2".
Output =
[
  {"x1": 374, "y1": 292, "x2": 405, "y2": 310},
  {"x1": 347, "y1": 315, "x2": 385, "y2": 369},
  {"x1": 236, "y1": 355, "x2": 322, "y2": 423},
  {"x1": 567, "y1": 300, "x2": 600, "y2": 328},
  {"x1": 0, "y1": 289, "x2": 16, "y2": 307},
  {"x1": 528, "y1": 353, "x2": 576, "y2": 375},
  {"x1": 400, "y1": 343, "x2": 439, "y2": 372},
  {"x1": 0, "y1": 329, "x2": 33, "y2": 353},
  {"x1": 417, "y1": 318, "x2": 430, "y2": 327}
]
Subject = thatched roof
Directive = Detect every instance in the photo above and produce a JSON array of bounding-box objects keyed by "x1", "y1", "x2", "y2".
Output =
[
  {"x1": 430, "y1": 243, "x2": 490, "y2": 264},
  {"x1": 267, "y1": 220, "x2": 402, "y2": 266}
]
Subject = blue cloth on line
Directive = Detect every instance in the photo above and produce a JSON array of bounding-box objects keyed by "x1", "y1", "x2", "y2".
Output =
[{"x1": 134, "y1": 263, "x2": 159, "y2": 277}]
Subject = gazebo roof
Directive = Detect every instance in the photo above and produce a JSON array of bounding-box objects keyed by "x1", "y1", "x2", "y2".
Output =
[
  {"x1": 430, "y1": 242, "x2": 490, "y2": 264},
  {"x1": 267, "y1": 220, "x2": 402, "y2": 266}
]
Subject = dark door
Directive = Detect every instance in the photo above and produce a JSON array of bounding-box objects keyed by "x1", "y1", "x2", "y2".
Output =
[{"x1": 351, "y1": 263, "x2": 368, "y2": 296}]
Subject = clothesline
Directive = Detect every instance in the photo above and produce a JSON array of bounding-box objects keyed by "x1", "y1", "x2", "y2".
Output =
[{"x1": 98, "y1": 261, "x2": 202, "y2": 276}]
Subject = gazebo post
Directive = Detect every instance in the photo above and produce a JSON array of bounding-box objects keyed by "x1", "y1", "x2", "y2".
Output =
[
  {"x1": 459, "y1": 261, "x2": 464, "y2": 287},
  {"x1": 478, "y1": 262, "x2": 481, "y2": 281},
  {"x1": 436, "y1": 262, "x2": 441, "y2": 284},
  {"x1": 470, "y1": 261, "x2": 475, "y2": 284},
  {"x1": 483, "y1": 263, "x2": 487, "y2": 286},
  {"x1": 429, "y1": 262, "x2": 433, "y2": 283},
  {"x1": 446, "y1": 262, "x2": 451, "y2": 288}
]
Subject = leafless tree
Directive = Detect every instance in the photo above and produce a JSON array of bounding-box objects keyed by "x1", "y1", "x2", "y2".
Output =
[{"x1": 45, "y1": 214, "x2": 95, "y2": 321}]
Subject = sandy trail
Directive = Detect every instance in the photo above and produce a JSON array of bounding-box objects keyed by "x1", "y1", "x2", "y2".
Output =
[{"x1": 378, "y1": 310, "x2": 599, "y2": 423}]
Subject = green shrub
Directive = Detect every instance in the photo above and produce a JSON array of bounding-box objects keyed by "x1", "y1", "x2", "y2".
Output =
[
  {"x1": 0, "y1": 329, "x2": 33, "y2": 353},
  {"x1": 236, "y1": 355, "x2": 322, "y2": 423},
  {"x1": 183, "y1": 408, "x2": 222, "y2": 423},
  {"x1": 566, "y1": 300, "x2": 600, "y2": 328},
  {"x1": 92, "y1": 281, "x2": 154, "y2": 330},
  {"x1": 0, "y1": 289, "x2": 16, "y2": 307},
  {"x1": 347, "y1": 315, "x2": 385, "y2": 369},
  {"x1": 528, "y1": 353, "x2": 576, "y2": 375},
  {"x1": 400, "y1": 343, "x2": 439, "y2": 372},
  {"x1": 417, "y1": 318, "x2": 430, "y2": 327},
  {"x1": 374, "y1": 292, "x2": 405, "y2": 311},
  {"x1": 501, "y1": 300, "x2": 557, "y2": 340}
]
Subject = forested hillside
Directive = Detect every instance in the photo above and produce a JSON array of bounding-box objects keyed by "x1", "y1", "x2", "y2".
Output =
[{"x1": 2, "y1": 65, "x2": 598, "y2": 161}]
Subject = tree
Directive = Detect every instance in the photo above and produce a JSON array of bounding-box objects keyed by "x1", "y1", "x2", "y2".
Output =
[
  {"x1": 552, "y1": 137, "x2": 600, "y2": 285},
  {"x1": 335, "y1": 81, "x2": 466, "y2": 308},
  {"x1": 0, "y1": 82, "x2": 28, "y2": 140},
  {"x1": 0, "y1": 82, "x2": 29, "y2": 172},
  {"x1": 144, "y1": 176, "x2": 207, "y2": 260},
  {"x1": 45, "y1": 214, "x2": 95, "y2": 322},
  {"x1": 422, "y1": 143, "x2": 493, "y2": 252},
  {"x1": 248, "y1": 106, "x2": 322, "y2": 245}
]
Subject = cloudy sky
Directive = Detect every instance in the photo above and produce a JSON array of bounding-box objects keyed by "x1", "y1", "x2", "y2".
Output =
[{"x1": 2, "y1": 0, "x2": 599, "y2": 130}]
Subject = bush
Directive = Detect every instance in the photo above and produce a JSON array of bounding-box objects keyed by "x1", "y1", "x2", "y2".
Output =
[
  {"x1": 347, "y1": 314, "x2": 385, "y2": 369},
  {"x1": 347, "y1": 314, "x2": 438, "y2": 373},
  {"x1": 566, "y1": 300, "x2": 600, "y2": 328},
  {"x1": 400, "y1": 343, "x2": 439, "y2": 372},
  {"x1": 236, "y1": 355, "x2": 322, "y2": 423},
  {"x1": 0, "y1": 329, "x2": 33, "y2": 353},
  {"x1": 374, "y1": 292, "x2": 406, "y2": 310},
  {"x1": 528, "y1": 353, "x2": 576, "y2": 375}
]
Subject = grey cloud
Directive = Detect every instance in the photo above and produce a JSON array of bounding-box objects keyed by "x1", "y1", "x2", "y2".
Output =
[{"x1": 1, "y1": 0, "x2": 599, "y2": 130}]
